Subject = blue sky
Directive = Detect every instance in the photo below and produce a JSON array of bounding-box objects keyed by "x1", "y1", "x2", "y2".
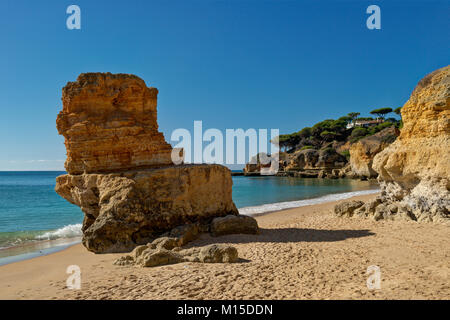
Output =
[{"x1": 0, "y1": 0, "x2": 448, "y2": 170}]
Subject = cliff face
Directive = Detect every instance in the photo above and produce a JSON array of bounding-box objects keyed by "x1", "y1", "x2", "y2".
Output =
[
  {"x1": 56, "y1": 73, "x2": 239, "y2": 253},
  {"x1": 349, "y1": 126, "x2": 399, "y2": 178},
  {"x1": 56, "y1": 73, "x2": 173, "y2": 174},
  {"x1": 371, "y1": 65, "x2": 450, "y2": 222}
]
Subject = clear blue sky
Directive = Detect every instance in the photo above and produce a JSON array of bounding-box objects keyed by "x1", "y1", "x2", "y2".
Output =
[{"x1": 0, "y1": 0, "x2": 448, "y2": 170}]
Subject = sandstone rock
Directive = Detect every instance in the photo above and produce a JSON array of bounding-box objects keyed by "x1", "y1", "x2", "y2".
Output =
[
  {"x1": 193, "y1": 244, "x2": 238, "y2": 263},
  {"x1": 316, "y1": 148, "x2": 347, "y2": 169},
  {"x1": 243, "y1": 152, "x2": 279, "y2": 175},
  {"x1": 349, "y1": 126, "x2": 399, "y2": 178},
  {"x1": 373, "y1": 65, "x2": 450, "y2": 223},
  {"x1": 56, "y1": 73, "x2": 173, "y2": 175},
  {"x1": 168, "y1": 223, "x2": 200, "y2": 246},
  {"x1": 117, "y1": 243, "x2": 239, "y2": 267},
  {"x1": 56, "y1": 164, "x2": 238, "y2": 253},
  {"x1": 138, "y1": 248, "x2": 184, "y2": 267},
  {"x1": 113, "y1": 255, "x2": 134, "y2": 266},
  {"x1": 151, "y1": 237, "x2": 180, "y2": 250},
  {"x1": 131, "y1": 245, "x2": 149, "y2": 259},
  {"x1": 317, "y1": 170, "x2": 327, "y2": 179},
  {"x1": 210, "y1": 215, "x2": 259, "y2": 237},
  {"x1": 334, "y1": 200, "x2": 365, "y2": 217},
  {"x1": 285, "y1": 149, "x2": 319, "y2": 171},
  {"x1": 55, "y1": 73, "x2": 240, "y2": 253}
]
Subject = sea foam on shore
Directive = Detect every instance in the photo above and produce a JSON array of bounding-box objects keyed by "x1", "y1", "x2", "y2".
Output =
[{"x1": 239, "y1": 189, "x2": 380, "y2": 216}]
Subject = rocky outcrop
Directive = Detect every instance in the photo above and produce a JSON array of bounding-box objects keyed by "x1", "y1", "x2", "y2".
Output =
[
  {"x1": 55, "y1": 165, "x2": 238, "y2": 252},
  {"x1": 372, "y1": 65, "x2": 450, "y2": 223},
  {"x1": 349, "y1": 126, "x2": 399, "y2": 178},
  {"x1": 56, "y1": 73, "x2": 173, "y2": 175},
  {"x1": 334, "y1": 200, "x2": 365, "y2": 217},
  {"x1": 336, "y1": 65, "x2": 450, "y2": 223},
  {"x1": 115, "y1": 242, "x2": 239, "y2": 267},
  {"x1": 55, "y1": 73, "x2": 248, "y2": 253},
  {"x1": 210, "y1": 215, "x2": 259, "y2": 237},
  {"x1": 243, "y1": 152, "x2": 281, "y2": 176},
  {"x1": 243, "y1": 153, "x2": 270, "y2": 175},
  {"x1": 113, "y1": 215, "x2": 261, "y2": 267},
  {"x1": 285, "y1": 149, "x2": 319, "y2": 171},
  {"x1": 285, "y1": 148, "x2": 346, "y2": 172}
]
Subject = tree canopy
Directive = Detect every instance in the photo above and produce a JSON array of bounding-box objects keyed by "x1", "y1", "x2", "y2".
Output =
[
  {"x1": 347, "y1": 112, "x2": 360, "y2": 123},
  {"x1": 370, "y1": 107, "x2": 393, "y2": 119}
]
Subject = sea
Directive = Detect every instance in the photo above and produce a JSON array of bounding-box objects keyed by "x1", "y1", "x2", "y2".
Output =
[{"x1": 0, "y1": 171, "x2": 379, "y2": 264}]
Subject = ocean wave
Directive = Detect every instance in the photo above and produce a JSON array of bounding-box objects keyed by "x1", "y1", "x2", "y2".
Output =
[
  {"x1": 35, "y1": 224, "x2": 82, "y2": 240},
  {"x1": 238, "y1": 189, "x2": 380, "y2": 216}
]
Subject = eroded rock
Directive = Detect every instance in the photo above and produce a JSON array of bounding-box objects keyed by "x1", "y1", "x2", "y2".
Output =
[
  {"x1": 210, "y1": 215, "x2": 259, "y2": 237},
  {"x1": 336, "y1": 66, "x2": 450, "y2": 224},
  {"x1": 114, "y1": 242, "x2": 239, "y2": 267},
  {"x1": 334, "y1": 200, "x2": 365, "y2": 217},
  {"x1": 55, "y1": 73, "x2": 241, "y2": 253},
  {"x1": 56, "y1": 73, "x2": 173, "y2": 174},
  {"x1": 372, "y1": 65, "x2": 450, "y2": 223},
  {"x1": 349, "y1": 127, "x2": 399, "y2": 178}
]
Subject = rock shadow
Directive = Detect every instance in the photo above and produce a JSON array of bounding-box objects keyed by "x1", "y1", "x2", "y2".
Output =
[{"x1": 189, "y1": 228, "x2": 375, "y2": 247}]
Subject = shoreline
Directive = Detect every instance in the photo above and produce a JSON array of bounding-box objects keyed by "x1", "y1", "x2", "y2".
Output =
[
  {"x1": 0, "y1": 237, "x2": 81, "y2": 266},
  {"x1": 240, "y1": 188, "x2": 380, "y2": 216},
  {"x1": 1, "y1": 192, "x2": 449, "y2": 300},
  {"x1": 0, "y1": 188, "x2": 379, "y2": 265},
  {"x1": 0, "y1": 193, "x2": 375, "y2": 267}
]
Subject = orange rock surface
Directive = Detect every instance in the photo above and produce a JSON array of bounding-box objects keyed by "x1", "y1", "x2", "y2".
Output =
[{"x1": 56, "y1": 73, "x2": 173, "y2": 174}]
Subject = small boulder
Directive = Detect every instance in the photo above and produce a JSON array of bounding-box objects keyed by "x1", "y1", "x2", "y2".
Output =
[
  {"x1": 210, "y1": 215, "x2": 259, "y2": 237},
  {"x1": 334, "y1": 200, "x2": 365, "y2": 217},
  {"x1": 151, "y1": 237, "x2": 180, "y2": 250},
  {"x1": 198, "y1": 244, "x2": 239, "y2": 263},
  {"x1": 113, "y1": 255, "x2": 134, "y2": 266},
  {"x1": 138, "y1": 248, "x2": 183, "y2": 267}
]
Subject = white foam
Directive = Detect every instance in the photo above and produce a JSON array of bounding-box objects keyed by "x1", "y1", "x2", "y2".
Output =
[
  {"x1": 238, "y1": 189, "x2": 380, "y2": 216},
  {"x1": 35, "y1": 224, "x2": 82, "y2": 240}
]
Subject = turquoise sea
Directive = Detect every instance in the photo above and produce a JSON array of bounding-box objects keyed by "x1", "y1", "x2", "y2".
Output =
[{"x1": 0, "y1": 171, "x2": 379, "y2": 251}]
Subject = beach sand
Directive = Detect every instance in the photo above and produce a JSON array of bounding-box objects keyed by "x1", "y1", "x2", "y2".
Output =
[{"x1": 0, "y1": 193, "x2": 449, "y2": 300}]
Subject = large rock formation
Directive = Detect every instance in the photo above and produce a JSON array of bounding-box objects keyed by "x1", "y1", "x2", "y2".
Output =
[
  {"x1": 56, "y1": 73, "x2": 173, "y2": 174},
  {"x1": 55, "y1": 73, "x2": 242, "y2": 253},
  {"x1": 372, "y1": 65, "x2": 450, "y2": 223},
  {"x1": 285, "y1": 148, "x2": 346, "y2": 171},
  {"x1": 243, "y1": 152, "x2": 282, "y2": 176},
  {"x1": 349, "y1": 126, "x2": 399, "y2": 178},
  {"x1": 336, "y1": 65, "x2": 450, "y2": 223},
  {"x1": 55, "y1": 164, "x2": 238, "y2": 253}
]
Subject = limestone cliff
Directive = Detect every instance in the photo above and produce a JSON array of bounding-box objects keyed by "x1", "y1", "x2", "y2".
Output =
[
  {"x1": 336, "y1": 65, "x2": 449, "y2": 223},
  {"x1": 55, "y1": 73, "x2": 241, "y2": 253},
  {"x1": 349, "y1": 126, "x2": 399, "y2": 178},
  {"x1": 372, "y1": 65, "x2": 450, "y2": 223}
]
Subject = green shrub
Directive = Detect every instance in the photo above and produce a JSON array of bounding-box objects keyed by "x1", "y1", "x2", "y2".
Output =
[{"x1": 350, "y1": 127, "x2": 368, "y2": 138}]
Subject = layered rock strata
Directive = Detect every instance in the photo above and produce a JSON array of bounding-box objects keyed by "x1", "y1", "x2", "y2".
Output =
[
  {"x1": 56, "y1": 73, "x2": 173, "y2": 174},
  {"x1": 349, "y1": 126, "x2": 399, "y2": 178},
  {"x1": 336, "y1": 65, "x2": 450, "y2": 223},
  {"x1": 55, "y1": 73, "x2": 250, "y2": 253}
]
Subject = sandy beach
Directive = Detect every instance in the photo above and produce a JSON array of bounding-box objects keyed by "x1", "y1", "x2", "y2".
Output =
[{"x1": 0, "y1": 193, "x2": 449, "y2": 300}]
